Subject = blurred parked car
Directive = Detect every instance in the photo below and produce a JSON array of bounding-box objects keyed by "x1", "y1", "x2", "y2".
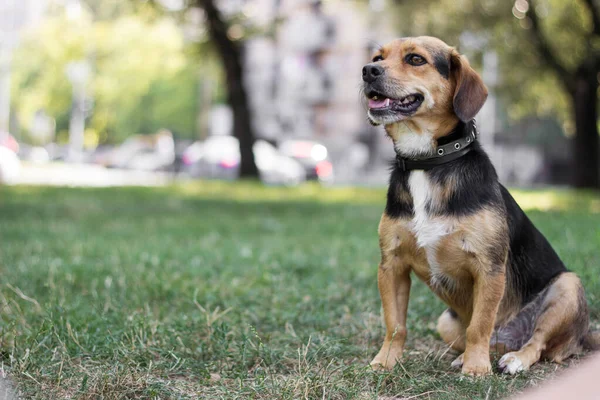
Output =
[
  {"x1": 182, "y1": 136, "x2": 306, "y2": 185},
  {"x1": 44, "y1": 143, "x2": 70, "y2": 161},
  {"x1": 0, "y1": 146, "x2": 21, "y2": 184},
  {"x1": 0, "y1": 131, "x2": 19, "y2": 153},
  {"x1": 0, "y1": 132, "x2": 21, "y2": 184},
  {"x1": 278, "y1": 140, "x2": 334, "y2": 182},
  {"x1": 96, "y1": 130, "x2": 175, "y2": 171},
  {"x1": 18, "y1": 144, "x2": 51, "y2": 163}
]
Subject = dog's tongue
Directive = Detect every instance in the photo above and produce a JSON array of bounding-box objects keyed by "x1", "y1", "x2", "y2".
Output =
[{"x1": 368, "y1": 97, "x2": 390, "y2": 109}]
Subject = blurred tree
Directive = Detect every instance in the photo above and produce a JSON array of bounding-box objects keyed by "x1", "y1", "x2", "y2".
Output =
[
  {"x1": 390, "y1": 0, "x2": 600, "y2": 188},
  {"x1": 190, "y1": 0, "x2": 259, "y2": 178},
  {"x1": 10, "y1": 5, "x2": 208, "y2": 145},
  {"x1": 524, "y1": 0, "x2": 599, "y2": 188}
]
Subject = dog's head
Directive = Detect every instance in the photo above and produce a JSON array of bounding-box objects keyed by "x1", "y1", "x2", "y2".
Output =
[{"x1": 362, "y1": 37, "x2": 487, "y2": 151}]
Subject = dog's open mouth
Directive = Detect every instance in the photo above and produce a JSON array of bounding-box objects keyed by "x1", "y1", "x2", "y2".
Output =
[{"x1": 367, "y1": 92, "x2": 424, "y2": 115}]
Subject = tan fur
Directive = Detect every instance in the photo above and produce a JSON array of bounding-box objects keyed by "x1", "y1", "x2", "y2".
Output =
[
  {"x1": 449, "y1": 49, "x2": 489, "y2": 123},
  {"x1": 371, "y1": 214, "x2": 419, "y2": 369},
  {"x1": 373, "y1": 38, "x2": 460, "y2": 144},
  {"x1": 437, "y1": 309, "x2": 466, "y2": 352},
  {"x1": 367, "y1": 37, "x2": 590, "y2": 376}
]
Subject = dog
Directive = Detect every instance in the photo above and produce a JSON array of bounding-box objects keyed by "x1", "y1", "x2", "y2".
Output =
[{"x1": 362, "y1": 36, "x2": 599, "y2": 376}]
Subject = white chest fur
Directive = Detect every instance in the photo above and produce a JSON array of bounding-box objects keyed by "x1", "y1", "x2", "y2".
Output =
[
  {"x1": 408, "y1": 171, "x2": 454, "y2": 287},
  {"x1": 392, "y1": 123, "x2": 435, "y2": 158}
]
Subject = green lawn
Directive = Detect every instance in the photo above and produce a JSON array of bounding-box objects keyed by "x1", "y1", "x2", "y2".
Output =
[{"x1": 1, "y1": 182, "x2": 599, "y2": 399}]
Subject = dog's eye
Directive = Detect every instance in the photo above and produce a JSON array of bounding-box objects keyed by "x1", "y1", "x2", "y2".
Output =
[
  {"x1": 406, "y1": 54, "x2": 427, "y2": 66},
  {"x1": 372, "y1": 55, "x2": 384, "y2": 62}
]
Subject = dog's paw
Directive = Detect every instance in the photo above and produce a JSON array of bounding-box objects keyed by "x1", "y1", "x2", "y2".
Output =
[
  {"x1": 498, "y1": 352, "x2": 525, "y2": 375},
  {"x1": 370, "y1": 348, "x2": 402, "y2": 371},
  {"x1": 370, "y1": 356, "x2": 399, "y2": 371},
  {"x1": 450, "y1": 353, "x2": 464, "y2": 369},
  {"x1": 369, "y1": 360, "x2": 392, "y2": 371},
  {"x1": 461, "y1": 359, "x2": 492, "y2": 376}
]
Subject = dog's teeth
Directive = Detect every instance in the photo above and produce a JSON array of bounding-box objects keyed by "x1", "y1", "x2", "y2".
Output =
[{"x1": 373, "y1": 95, "x2": 379, "y2": 100}]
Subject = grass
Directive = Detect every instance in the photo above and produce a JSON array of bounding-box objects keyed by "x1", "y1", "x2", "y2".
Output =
[{"x1": 0, "y1": 182, "x2": 599, "y2": 399}]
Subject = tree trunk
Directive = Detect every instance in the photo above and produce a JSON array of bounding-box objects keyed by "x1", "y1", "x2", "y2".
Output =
[
  {"x1": 570, "y1": 71, "x2": 600, "y2": 189},
  {"x1": 195, "y1": 0, "x2": 259, "y2": 178}
]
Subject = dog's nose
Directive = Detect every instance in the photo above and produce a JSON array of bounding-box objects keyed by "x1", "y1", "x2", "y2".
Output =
[{"x1": 362, "y1": 64, "x2": 384, "y2": 83}]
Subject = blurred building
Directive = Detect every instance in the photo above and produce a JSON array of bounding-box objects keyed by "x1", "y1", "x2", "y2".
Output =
[
  {"x1": 234, "y1": 0, "x2": 394, "y2": 182},
  {"x1": 247, "y1": 1, "x2": 362, "y2": 140}
]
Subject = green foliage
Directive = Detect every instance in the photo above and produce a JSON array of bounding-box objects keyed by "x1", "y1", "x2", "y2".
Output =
[
  {"x1": 1, "y1": 182, "x2": 598, "y2": 398},
  {"x1": 10, "y1": 6, "x2": 218, "y2": 144}
]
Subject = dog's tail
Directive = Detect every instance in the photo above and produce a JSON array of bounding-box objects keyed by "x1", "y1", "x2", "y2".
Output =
[{"x1": 583, "y1": 330, "x2": 600, "y2": 351}]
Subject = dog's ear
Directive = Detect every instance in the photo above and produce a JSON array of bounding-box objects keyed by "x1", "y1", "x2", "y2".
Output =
[{"x1": 450, "y1": 49, "x2": 488, "y2": 122}]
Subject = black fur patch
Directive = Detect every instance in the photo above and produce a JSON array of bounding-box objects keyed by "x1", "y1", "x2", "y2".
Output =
[
  {"x1": 432, "y1": 51, "x2": 450, "y2": 79},
  {"x1": 421, "y1": 44, "x2": 450, "y2": 79},
  {"x1": 426, "y1": 144, "x2": 503, "y2": 216},
  {"x1": 385, "y1": 169, "x2": 413, "y2": 218},
  {"x1": 502, "y1": 187, "x2": 567, "y2": 305}
]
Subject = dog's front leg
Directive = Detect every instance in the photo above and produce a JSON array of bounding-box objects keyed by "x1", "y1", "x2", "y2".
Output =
[
  {"x1": 462, "y1": 270, "x2": 505, "y2": 376},
  {"x1": 370, "y1": 257, "x2": 411, "y2": 370}
]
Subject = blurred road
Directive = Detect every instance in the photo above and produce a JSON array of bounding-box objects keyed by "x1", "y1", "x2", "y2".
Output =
[
  {"x1": 9, "y1": 162, "x2": 392, "y2": 188},
  {"x1": 14, "y1": 163, "x2": 172, "y2": 187}
]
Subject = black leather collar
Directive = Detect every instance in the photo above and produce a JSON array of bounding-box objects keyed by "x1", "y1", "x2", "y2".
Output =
[{"x1": 396, "y1": 120, "x2": 478, "y2": 171}]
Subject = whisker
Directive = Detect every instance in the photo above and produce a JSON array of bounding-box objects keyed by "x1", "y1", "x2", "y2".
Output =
[
  {"x1": 358, "y1": 87, "x2": 370, "y2": 110},
  {"x1": 366, "y1": 39, "x2": 383, "y2": 52}
]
